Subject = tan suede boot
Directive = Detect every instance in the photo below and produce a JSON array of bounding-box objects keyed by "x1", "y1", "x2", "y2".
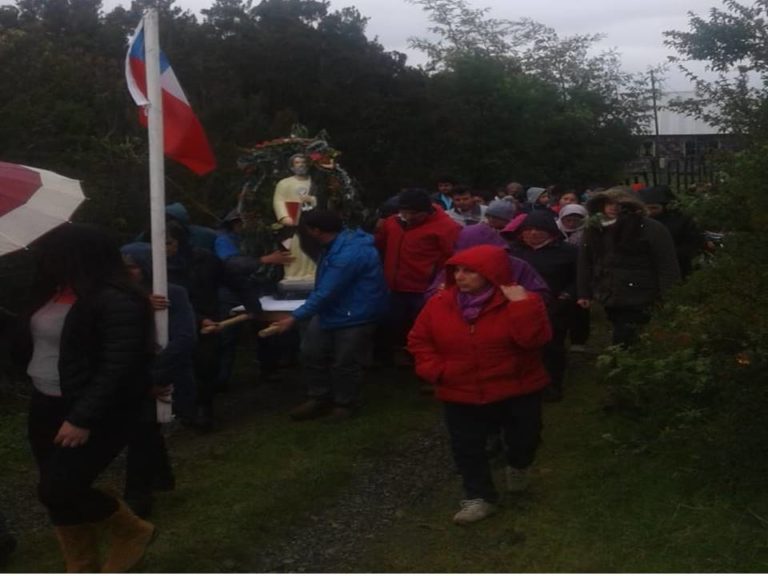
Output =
[
  {"x1": 54, "y1": 524, "x2": 102, "y2": 573},
  {"x1": 101, "y1": 500, "x2": 155, "y2": 573}
]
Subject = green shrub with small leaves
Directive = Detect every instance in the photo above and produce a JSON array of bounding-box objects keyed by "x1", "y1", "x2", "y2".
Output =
[{"x1": 599, "y1": 150, "x2": 768, "y2": 486}]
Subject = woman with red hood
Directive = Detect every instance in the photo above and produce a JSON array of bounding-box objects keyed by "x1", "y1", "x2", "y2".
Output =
[{"x1": 408, "y1": 245, "x2": 552, "y2": 525}]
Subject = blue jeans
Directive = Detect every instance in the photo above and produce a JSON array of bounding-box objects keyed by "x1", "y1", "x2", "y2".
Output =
[{"x1": 300, "y1": 318, "x2": 376, "y2": 407}]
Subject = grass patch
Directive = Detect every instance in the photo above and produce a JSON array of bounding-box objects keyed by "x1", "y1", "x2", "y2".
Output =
[
  {"x1": 4, "y1": 327, "x2": 768, "y2": 572},
  {"x1": 346, "y1": 354, "x2": 768, "y2": 573},
  {"x1": 3, "y1": 367, "x2": 437, "y2": 573}
]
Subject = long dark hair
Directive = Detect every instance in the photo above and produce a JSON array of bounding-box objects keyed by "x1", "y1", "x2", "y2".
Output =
[{"x1": 32, "y1": 223, "x2": 141, "y2": 300}]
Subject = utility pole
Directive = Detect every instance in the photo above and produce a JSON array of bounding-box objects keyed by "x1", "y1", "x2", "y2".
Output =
[{"x1": 650, "y1": 69, "x2": 661, "y2": 185}]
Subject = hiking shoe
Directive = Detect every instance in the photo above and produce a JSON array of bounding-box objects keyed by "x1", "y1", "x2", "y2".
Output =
[
  {"x1": 289, "y1": 399, "x2": 332, "y2": 421},
  {"x1": 505, "y1": 466, "x2": 530, "y2": 493},
  {"x1": 452, "y1": 499, "x2": 497, "y2": 525}
]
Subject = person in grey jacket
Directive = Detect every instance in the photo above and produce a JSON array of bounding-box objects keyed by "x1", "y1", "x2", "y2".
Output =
[{"x1": 577, "y1": 187, "x2": 681, "y2": 347}]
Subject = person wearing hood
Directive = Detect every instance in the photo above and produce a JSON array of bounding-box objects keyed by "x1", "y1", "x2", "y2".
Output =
[
  {"x1": 424, "y1": 223, "x2": 551, "y2": 302},
  {"x1": 555, "y1": 204, "x2": 592, "y2": 351},
  {"x1": 273, "y1": 210, "x2": 389, "y2": 421},
  {"x1": 522, "y1": 187, "x2": 552, "y2": 214},
  {"x1": 164, "y1": 202, "x2": 218, "y2": 252},
  {"x1": 121, "y1": 242, "x2": 197, "y2": 517},
  {"x1": 165, "y1": 220, "x2": 223, "y2": 430},
  {"x1": 504, "y1": 212, "x2": 578, "y2": 400},
  {"x1": 408, "y1": 245, "x2": 552, "y2": 525},
  {"x1": 214, "y1": 208, "x2": 295, "y2": 393},
  {"x1": 637, "y1": 185, "x2": 703, "y2": 278},
  {"x1": 577, "y1": 187, "x2": 681, "y2": 347},
  {"x1": 484, "y1": 199, "x2": 517, "y2": 231},
  {"x1": 557, "y1": 203, "x2": 588, "y2": 247}
]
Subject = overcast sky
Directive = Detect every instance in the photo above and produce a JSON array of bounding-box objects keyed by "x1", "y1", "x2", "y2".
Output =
[
  {"x1": 330, "y1": 0, "x2": 724, "y2": 90},
  {"x1": 4, "y1": 0, "x2": 727, "y2": 90}
]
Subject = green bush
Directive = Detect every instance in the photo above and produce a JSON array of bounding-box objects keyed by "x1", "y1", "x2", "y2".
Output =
[{"x1": 598, "y1": 150, "x2": 768, "y2": 487}]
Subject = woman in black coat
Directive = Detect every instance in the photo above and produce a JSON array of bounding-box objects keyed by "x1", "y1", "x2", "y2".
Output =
[
  {"x1": 16, "y1": 224, "x2": 156, "y2": 572},
  {"x1": 577, "y1": 187, "x2": 681, "y2": 347}
]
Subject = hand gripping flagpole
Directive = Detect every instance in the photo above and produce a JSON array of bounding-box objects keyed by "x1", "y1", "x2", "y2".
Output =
[{"x1": 144, "y1": 8, "x2": 172, "y2": 423}]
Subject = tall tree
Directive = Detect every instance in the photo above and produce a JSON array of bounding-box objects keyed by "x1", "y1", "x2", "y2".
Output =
[{"x1": 665, "y1": 0, "x2": 768, "y2": 138}]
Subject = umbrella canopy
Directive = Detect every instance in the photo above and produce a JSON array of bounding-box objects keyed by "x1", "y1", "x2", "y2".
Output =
[{"x1": 0, "y1": 161, "x2": 85, "y2": 256}]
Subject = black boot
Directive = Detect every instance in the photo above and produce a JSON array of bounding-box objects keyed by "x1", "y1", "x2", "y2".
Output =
[{"x1": 124, "y1": 492, "x2": 153, "y2": 519}]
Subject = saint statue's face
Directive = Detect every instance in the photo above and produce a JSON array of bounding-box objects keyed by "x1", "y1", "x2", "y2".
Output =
[{"x1": 291, "y1": 156, "x2": 309, "y2": 176}]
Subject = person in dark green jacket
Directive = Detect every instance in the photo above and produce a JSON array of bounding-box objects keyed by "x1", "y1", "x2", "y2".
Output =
[{"x1": 577, "y1": 187, "x2": 681, "y2": 347}]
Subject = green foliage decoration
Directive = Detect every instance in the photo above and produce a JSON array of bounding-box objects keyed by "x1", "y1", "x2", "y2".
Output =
[{"x1": 235, "y1": 124, "x2": 363, "y2": 254}]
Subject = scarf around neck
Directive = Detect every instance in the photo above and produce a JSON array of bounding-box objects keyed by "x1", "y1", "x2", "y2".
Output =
[{"x1": 456, "y1": 284, "x2": 496, "y2": 323}]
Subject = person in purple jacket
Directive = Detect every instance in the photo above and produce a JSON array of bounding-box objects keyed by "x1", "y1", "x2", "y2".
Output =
[{"x1": 425, "y1": 223, "x2": 551, "y2": 303}]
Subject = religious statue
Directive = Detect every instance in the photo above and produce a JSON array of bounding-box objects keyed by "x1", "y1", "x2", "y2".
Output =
[{"x1": 273, "y1": 154, "x2": 317, "y2": 285}]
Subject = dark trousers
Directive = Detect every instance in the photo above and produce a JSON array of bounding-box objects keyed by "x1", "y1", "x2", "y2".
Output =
[
  {"x1": 124, "y1": 422, "x2": 172, "y2": 497},
  {"x1": 565, "y1": 300, "x2": 591, "y2": 345},
  {"x1": 389, "y1": 291, "x2": 426, "y2": 348},
  {"x1": 194, "y1": 332, "x2": 220, "y2": 407},
  {"x1": 542, "y1": 309, "x2": 568, "y2": 391},
  {"x1": 217, "y1": 322, "x2": 242, "y2": 390},
  {"x1": 28, "y1": 392, "x2": 132, "y2": 526},
  {"x1": 443, "y1": 392, "x2": 542, "y2": 503},
  {"x1": 605, "y1": 306, "x2": 651, "y2": 348},
  {"x1": 300, "y1": 318, "x2": 376, "y2": 407}
]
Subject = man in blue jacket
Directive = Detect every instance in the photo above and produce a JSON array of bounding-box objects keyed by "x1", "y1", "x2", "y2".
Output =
[{"x1": 274, "y1": 210, "x2": 389, "y2": 421}]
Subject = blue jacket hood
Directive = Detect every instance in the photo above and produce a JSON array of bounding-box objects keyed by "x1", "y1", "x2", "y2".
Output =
[
  {"x1": 121, "y1": 242, "x2": 154, "y2": 282},
  {"x1": 165, "y1": 202, "x2": 190, "y2": 225}
]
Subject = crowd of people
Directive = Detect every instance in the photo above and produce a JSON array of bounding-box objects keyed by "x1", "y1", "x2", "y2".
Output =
[{"x1": 2, "y1": 175, "x2": 707, "y2": 570}]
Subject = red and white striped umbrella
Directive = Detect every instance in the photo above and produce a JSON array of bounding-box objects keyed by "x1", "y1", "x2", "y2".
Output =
[{"x1": 0, "y1": 161, "x2": 85, "y2": 256}]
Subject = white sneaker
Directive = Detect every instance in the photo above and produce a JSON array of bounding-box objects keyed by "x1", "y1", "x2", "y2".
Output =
[
  {"x1": 505, "y1": 466, "x2": 530, "y2": 492},
  {"x1": 452, "y1": 499, "x2": 497, "y2": 525}
]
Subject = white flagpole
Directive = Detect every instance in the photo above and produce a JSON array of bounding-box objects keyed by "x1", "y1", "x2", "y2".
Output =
[{"x1": 144, "y1": 8, "x2": 172, "y2": 423}]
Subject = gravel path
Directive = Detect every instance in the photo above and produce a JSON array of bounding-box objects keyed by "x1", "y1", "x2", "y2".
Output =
[{"x1": 250, "y1": 419, "x2": 454, "y2": 573}]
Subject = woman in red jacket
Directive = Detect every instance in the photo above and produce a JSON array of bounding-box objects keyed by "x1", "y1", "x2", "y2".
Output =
[{"x1": 408, "y1": 245, "x2": 552, "y2": 525}]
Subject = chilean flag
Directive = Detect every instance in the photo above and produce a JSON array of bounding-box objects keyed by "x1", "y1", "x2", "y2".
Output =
[{"x1": 125, "y1": 18, "x2": 216, "y2": 175}]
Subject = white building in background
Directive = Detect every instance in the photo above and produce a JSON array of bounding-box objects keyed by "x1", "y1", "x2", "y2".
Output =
[
  {"x1": 629, "y1": 92, "x2": 737, "y2": 189},
  {"x1": 655, "y1": 92, "x2": 720, "y2": 135}
]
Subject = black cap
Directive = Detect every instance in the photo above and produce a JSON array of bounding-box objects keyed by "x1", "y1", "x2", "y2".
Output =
[
  {"x1": 300, "y1": 209, "x2": 343, "y2": 233},
  {"x1": 398, "y1": 188, "x2": 433, "y2": 213}
]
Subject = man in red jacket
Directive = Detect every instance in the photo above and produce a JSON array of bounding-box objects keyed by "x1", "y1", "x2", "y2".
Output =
[{"x1": 375, "y1": 188, "x2": 461, "y2": 366}]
